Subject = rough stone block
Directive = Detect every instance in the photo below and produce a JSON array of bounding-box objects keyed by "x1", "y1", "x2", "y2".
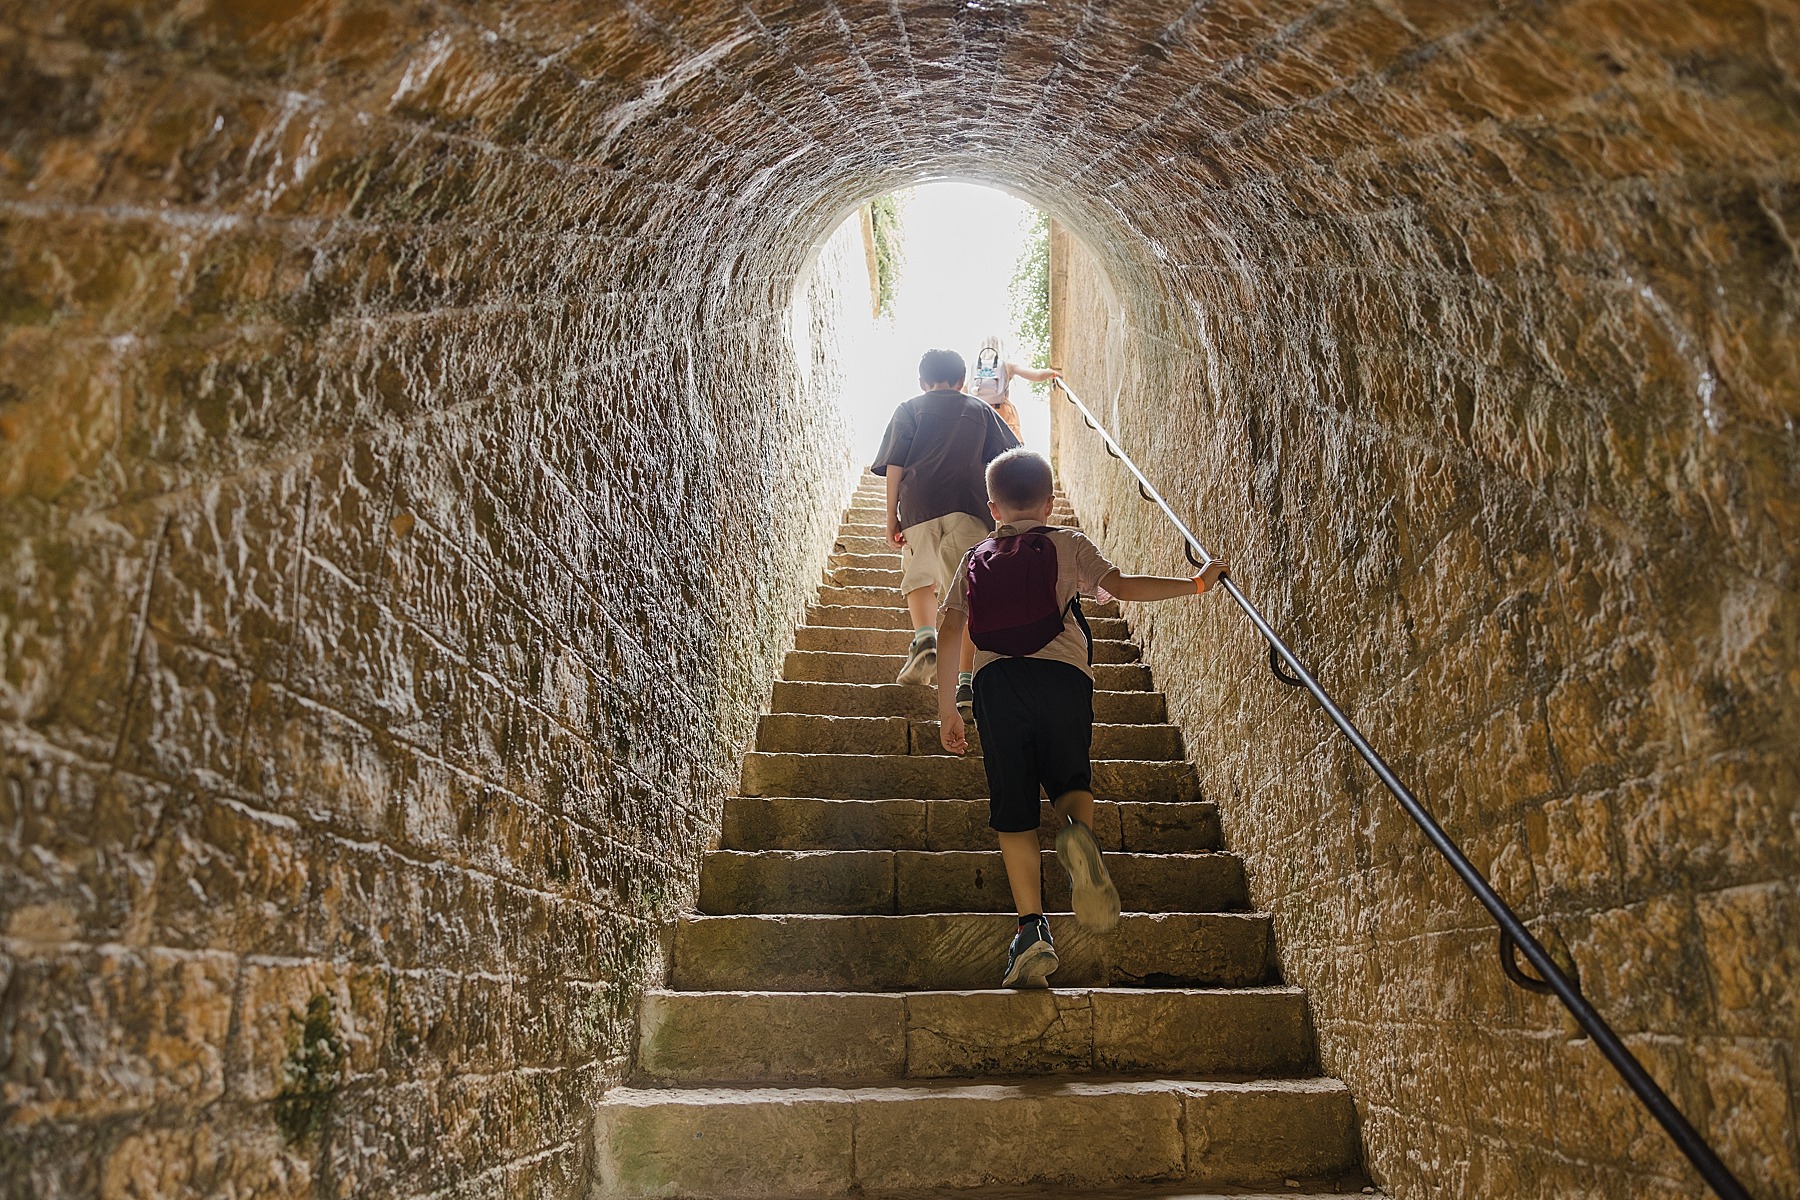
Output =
[
  {"x1": 1180, "y1": 1079, "x2": 1361, "y2": 1183},
  {"x1": 636, "y1": 990, "x2": 907, "y2": 1084},
  {"x1": 669, "y1": 912, "x2": 1275, "y2": 992},
  {"x1": 850, "y1": 1079, "x2": 1186, "y2": 1190}
]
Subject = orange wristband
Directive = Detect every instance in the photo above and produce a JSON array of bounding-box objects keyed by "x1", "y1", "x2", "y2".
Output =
[{"x1": 1194, "y1": 574, "x2": 1207, "y2": 595}]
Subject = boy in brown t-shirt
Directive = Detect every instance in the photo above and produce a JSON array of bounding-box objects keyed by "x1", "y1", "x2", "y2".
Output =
[
  {"x1": 936, "y1": 449, "x2": 1229, "y2": 988},
  {"x1": 869, "y1": 349, "x2": 1019, "y2": 705}
]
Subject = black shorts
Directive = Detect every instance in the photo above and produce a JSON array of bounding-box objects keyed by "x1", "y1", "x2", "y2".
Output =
[{"x1": 972, "y1": 657, "x2": 1095, "y2": 833}]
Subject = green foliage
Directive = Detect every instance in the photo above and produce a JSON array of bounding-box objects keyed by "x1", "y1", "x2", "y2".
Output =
[
  {"x1": 1009, "y1": 209, "x2": 1051, "y2": 389},
  {"x1": 868, "y1": 192, "x2": 906, "y2": 320},
  {"x1": 274, "y1": 993, "x2": 344, "y2": 1147}
]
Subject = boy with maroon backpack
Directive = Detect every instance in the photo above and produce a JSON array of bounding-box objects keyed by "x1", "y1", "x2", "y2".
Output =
[{"x1": 936, "y1": 449, "x2": 1229, "y2": 988}]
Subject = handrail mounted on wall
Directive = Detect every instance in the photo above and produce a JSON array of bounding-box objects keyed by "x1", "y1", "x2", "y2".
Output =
[{"x1": 1053, "y1": 377, "x2": 1753, "y2": 1200}]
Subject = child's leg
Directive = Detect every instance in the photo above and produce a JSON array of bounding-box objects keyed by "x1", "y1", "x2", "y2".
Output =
[
  {"x1": 905, "y1": 585, "x2": 938, "y2": 631},
  {"x1": 998, "y1": 830, "x2": 1044, "y2": 916},
  {"x1": 1051, "y1": 788, "x2": 1095, "y2": 829},
  {"x1": 1052, "y1": 788, "x2": 1118, "y2": 932}
]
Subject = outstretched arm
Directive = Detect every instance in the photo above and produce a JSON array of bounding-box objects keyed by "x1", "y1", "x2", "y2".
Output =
[
  {"x1": 1098, "y1": 559, "x2": 1229, "y2": 603},
  {"x1": 1007, "y1": 362, "x2": 1061, "y2": 384}
]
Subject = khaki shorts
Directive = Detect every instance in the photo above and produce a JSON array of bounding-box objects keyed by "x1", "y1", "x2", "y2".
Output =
[{"x1": 899, "y1": 511, "x2": 990, "y2": 596}]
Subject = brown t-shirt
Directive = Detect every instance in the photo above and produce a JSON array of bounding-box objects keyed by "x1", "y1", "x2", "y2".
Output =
[
  {"x1": 868, "y1": 389, "x2": 1019, "y2": 530},
  {"x1": 940, "y1": 524, "x2": 1118, "y2": 680}
]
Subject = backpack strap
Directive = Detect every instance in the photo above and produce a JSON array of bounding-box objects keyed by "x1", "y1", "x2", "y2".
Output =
[{"x1": 1067, "y1": 596, "x2": 1094, "y2": 666}]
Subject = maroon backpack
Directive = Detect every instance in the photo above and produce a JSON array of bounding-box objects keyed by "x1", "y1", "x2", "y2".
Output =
[{"x1": 965, "y1": 527, "x2": 1092, "y2": 660}]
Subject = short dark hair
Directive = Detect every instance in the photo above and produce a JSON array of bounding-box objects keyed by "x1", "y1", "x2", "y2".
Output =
[
  {"x1": 918, "y1": 349, "x2": 966, "y2": 386},
  {"x1": 987, "y1": 448, "x2": 1055, "y2": 510}
]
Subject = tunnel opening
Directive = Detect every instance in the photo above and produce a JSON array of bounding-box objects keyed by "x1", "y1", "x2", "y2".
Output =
[
  {"x1": 795, "y1": 181, "x2": 1070, "y2": 460},
  {"x1": 1, "y1": 4, "x2": 1796, "y2": 1199}
]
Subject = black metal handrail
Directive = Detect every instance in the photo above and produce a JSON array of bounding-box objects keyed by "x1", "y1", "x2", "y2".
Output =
[{"x1": 1052, "y1": 378, "x2": 1753, "y2": 1200}]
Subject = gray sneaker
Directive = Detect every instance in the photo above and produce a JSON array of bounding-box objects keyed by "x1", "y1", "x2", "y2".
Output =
[
  {"x1": 1056, "y1": 819, "x2": 1120, "y2": 932},
  {"x1": 1001, "y1": 915, "x2": 1058, "y2": 988},
  {"x1": 896, "y1": 629, "x2": 937, "y2": 686}
]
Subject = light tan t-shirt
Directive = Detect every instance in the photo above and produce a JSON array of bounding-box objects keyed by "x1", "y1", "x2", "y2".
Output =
[{"x1": 940, "y1": 523, "x2": 1118, "y2": 680}]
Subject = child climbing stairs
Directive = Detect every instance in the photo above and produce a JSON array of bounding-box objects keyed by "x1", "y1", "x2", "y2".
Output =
[{"x1": 592, "y1": 479, "x2": 1375, "y2": 1198}]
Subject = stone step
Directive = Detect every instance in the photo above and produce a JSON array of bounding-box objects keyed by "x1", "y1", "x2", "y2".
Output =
[
  {"x1": 825, "y1": 551, "x2": 900, "y2": 573},
  {"x1": 720, "y1": 796, "x2": 1222, "y2": 853},
  {"x1": 789, "y1": 628, "x2": 1143, "y2": 663},
  {"x1": 697, "y1": 849, "x2": 1246, "y2": 915},
  {"x1": 825, "y1": 565, "x2": 902, "y2": 588},
  {"x1": 770, "y1": 681, "x2": 1169, "y2": 723},
  {"x1": 819, "y1": 585, "x2": 906, "y2": 609},
  {"x1": 634, "y1": 986, "x2": 1316, "y2": 1084},
  {"x1": 754, "y1": 713, "x2": 1183, "y2": 759},
  {"x1": 815, "y1": 586, "x2": 1122, "y2": 618},
  {"x1": 781, "y1": 651, "x2": 1150, "y2": 690},
  {"x1": 793, "y1": 626, "x2": 926, "y2": 654},
  {"x1": 793, "y1": 625, "x2": 1137, "y2": 658},
  {"x1": 834, "y1": 534, "x2": 898, "y2": 557},
  {"x1": 903, "y1": 718, "x2": 1176, "y2": 758},
  {"x1": 669, "y1": 912, "x2": 1273, "y2": 991},
  {"x1": 593, "y1": 1076, "x2": 1358, "y2": 1196},
  {"x1": 806, "y1": 604, "x2": 912, "y2": 630},
  {"x1": 740, "y1": 752, "x2": 1199, "y2": 802},
  {"x1": 784, "y1": 651, "x2": 914, "y2": 680}
]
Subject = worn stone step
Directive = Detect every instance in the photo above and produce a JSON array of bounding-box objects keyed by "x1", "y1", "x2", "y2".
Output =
[
  {"x1": 770, "y1": 681, "x2": 1168, "y2": 723},
  {"x1": 812, "y1": 590, "x2": 1125, "y2": 617},
  {"x1": 903, "y1": 718, "x2": 1179, "y2": 759},
  {"x1": 720, "y1": 797, "x2": 1222, "y2": 853},
  {"x1": 826, "y1": 565, "x2": 903, "y2": 588},
  {"x1": 828, "y1": 543, "x2": 900, "y2": 564},
  {"x1": 825, "y1": 562, "x2": 899, "y2": 582},
  {"x1": 1088, "y1": 616, "x2": 1129, "y2": 639},
  {"x1": 792, "y1": 627, "x2": 1141, "y2": 665},
  {"x1": 818, "y1": 585, "x2": 906, "y2": 609},
  {"x1": 635, "y1": 986, "x2": 1316, "y2": 1084},
  {"x1": 593, "y1": 1076, "x2": 1358, "y2": 1196},
  {"x1": 670, "y1": 912, "x2": 1273, "y2": 991},
  {"x1": 753, "y1": 713, "x2": 1183, "y2": 760},
  {"x1": 834, "y1": 534, "x2": 899, "y2": 557},
  {"x1": 740, "y1": 752, "x2": 1200, "y2": 802},
  {"x1": 782, "y1": 651, "x2": 1151, "y2": 690},
  {"x1": 794, "y1": 626, "x2": 916, "y2": 655},
  {"x1": 697, "y1": 850, "x2": 1246, "y2": 915},
  {"x1": 805, "y1": 604, "x2": 912, "y2": 630}
]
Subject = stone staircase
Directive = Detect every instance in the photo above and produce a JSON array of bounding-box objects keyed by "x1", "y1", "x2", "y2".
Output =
[{"x1": 592, "y1": 480, "x2": 1372, "y2": 1198}]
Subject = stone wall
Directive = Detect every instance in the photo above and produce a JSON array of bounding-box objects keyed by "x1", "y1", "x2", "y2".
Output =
[
  {"x1": 4, "y1": 2, "x2": 1798, "y2": 1198},
  {"x1": 0, "y1": 8, "x2": 858, "y2": 1194},
  {"x1": 1049, "y1": 38, "x2": 1800, "y2": 1196}
]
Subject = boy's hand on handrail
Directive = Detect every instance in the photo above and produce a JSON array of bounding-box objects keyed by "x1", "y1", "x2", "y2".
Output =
[{"x1": 1195, "y1": 558, "x2": 1229, "y2": 594}]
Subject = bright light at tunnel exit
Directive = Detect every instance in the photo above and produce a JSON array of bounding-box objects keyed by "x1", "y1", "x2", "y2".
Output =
[{"x1": 831, "y1": 183, "x2": 1049, "y2": 464}]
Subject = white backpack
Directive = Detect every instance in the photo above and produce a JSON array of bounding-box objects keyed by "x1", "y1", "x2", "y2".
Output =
[{"x1": 971, "y1": 347, "x2": 1005, "y2": 400}]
